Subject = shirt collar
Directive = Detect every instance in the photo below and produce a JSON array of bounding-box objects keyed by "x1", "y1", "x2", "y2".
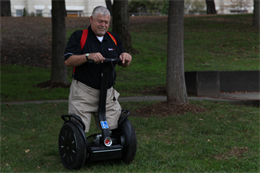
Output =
[{"x1": 88, "y1": 25, "x2": 109, "y2": 42}]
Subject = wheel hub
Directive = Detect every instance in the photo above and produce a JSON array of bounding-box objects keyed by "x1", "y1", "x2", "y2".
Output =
[{"x1": 59, "y1": 129, "x2": 77, "y2": 165}]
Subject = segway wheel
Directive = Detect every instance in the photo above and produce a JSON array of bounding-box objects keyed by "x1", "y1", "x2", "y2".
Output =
[
  {"x1": 122, "y1": 123, "x2": 137, "y2": 164},
  {"x1": 58, "y1": 122, "x2": 87, "y2": 170}
]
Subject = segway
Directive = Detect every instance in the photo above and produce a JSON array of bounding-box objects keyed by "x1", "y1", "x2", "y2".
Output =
[{"x1": 58, "y1": 58, "x2": 137, "y2": 170}]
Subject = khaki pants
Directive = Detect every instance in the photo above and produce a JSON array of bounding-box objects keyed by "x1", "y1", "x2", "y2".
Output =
[{"x1": 68, "y1": 80, "x2": 121, "y2": 132}]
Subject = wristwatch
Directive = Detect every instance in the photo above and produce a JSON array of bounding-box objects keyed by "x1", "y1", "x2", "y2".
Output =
[{"x1": 86, "y1": 53, "x2": 89, "y2": 61}]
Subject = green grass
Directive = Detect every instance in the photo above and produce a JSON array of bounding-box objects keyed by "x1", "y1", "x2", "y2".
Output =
[
  {"x1": 183, "y1": 15, "x2": 259, "y2": 71},
  {"x1": 1, "y1": 14, "x2": 259, "y2": 101},
  {"x1": 1, "y1": 101, "x2": 259, "y2": 172},
  {"x1": 1, "y1": 65, "x2": 71, "y2": 101}
]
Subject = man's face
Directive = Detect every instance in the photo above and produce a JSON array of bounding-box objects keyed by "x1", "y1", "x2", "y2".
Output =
[{"x1": 90, "y1": 13, "x2": 110, "y2": 36}]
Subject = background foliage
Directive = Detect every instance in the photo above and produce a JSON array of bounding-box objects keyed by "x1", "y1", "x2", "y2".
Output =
[{"x1": 129, "y1": 0, "x2": 206, "y2": 15}]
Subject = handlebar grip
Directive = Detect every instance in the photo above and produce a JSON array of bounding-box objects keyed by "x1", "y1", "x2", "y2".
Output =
[
  {"x1": 87, "y1": 57, "x2": 121, "y2": 64},
  {"x1": 88, "y1": 59, "x2": 94, "y2": 63}
]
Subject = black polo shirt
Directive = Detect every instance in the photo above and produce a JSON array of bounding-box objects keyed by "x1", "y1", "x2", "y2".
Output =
[{"x1": 64, "y1": 26, "x2": 126, "y2": 89}]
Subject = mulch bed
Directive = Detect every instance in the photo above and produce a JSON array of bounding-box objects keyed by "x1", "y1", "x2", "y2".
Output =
[{"x1": 135, "y1": 101, "x2": 208, "y2": 117}]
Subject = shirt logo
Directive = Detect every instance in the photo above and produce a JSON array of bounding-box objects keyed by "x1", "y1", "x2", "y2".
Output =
[{"x1": 108, "y1": 48, "x2": 115, "y2": 51}]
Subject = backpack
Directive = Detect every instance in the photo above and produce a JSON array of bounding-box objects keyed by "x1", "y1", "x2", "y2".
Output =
[{"x1": 72, "y1": 29, "x2": 118, "y2": 77}]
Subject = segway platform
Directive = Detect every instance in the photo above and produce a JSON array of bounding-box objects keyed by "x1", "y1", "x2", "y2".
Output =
[{"x1": 59, "y1": 112, "x2": 136, "y2": 170}]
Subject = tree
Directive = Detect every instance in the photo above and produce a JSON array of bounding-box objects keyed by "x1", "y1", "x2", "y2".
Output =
[
  {"x1": 205, "y1": 0, "x2": 216, "y2": 14},
  {"x1": 166, "y1": 0, "x2": 189, "y2": 105},
  {"x1": 190, "y1": 0, "x2": 206, "y2": 14},
  {"x1": 105, "y1": 0, "x2": 113, "y2": 16},
  {"x1": 1, "y1": 0, "x2": 11, "y2": 16},
  {"x1": 161, "y1": 0, "x2": 169, "y2": 15},
  {"x1": 253, "y1": 0, "x2": 260, "y2": 29},
  {"x1": 51, "y1": 0, "x2": 69, "y2": 84},
  {"x1": 112, "y1": 0, "x2": 136, "y2": 53},
  {"x1": 129, "y1": 0, "x2": 167, "y2": 15},
  {"x1": 129, "y1": 0, "x2": 148, "y2": 15}
]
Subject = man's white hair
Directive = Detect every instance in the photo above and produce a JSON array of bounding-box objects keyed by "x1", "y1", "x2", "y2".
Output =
[{"x1": 92, "y1": 6, "x2": 110, "y2": 18}]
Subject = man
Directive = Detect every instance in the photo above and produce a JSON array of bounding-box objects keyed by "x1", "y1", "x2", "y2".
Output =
[{"x1": 64, "y1": 6, "x2": 132, "y2": 132}]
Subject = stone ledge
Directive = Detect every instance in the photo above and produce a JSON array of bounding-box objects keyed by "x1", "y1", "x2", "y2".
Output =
[{"x1": 185, "y1": 71, "x2": 260, "y2": 96}]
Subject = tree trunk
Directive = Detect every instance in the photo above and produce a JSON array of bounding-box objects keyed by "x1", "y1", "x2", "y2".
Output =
[
  {"x1": 51, "y1": 0, "x2": 68, "y2": 84},
  {"x1": 1, "y1": 0, "x2": 11, "y2": 16},
  {"x1": 253, "y1": 0, "x2": 260, "y2": 29},
  {"x1": 166, "y1": 0, "x2": 189, "y2": 105},
  {"x1": 205, "y1": 0, "x2": 216, "y2": 14},
  {"x1": 112, "y1": 0, "x2": 136, "y2": 54},
  {"x1": 105, "y1": 0, "x2": 113, "y2": 16}
]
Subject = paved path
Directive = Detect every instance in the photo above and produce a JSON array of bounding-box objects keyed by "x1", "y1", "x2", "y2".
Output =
[
  {"x1": 1, "y1": 93, "x2": 259, "y2": 106},
  {"x1": 216, "y1": 93, "x2": 260, "y2": 100}
]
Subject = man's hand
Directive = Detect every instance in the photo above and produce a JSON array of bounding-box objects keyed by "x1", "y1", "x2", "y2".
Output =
[
  {"x1": 64, "y1": 52, "x2": 105, "y2": 67},
  {"x1": 119, "y1": 52, "x2": 132, "y2": 67},
  {"x1": 88, "y1": 53, "x2": 105, "y2": 64}
]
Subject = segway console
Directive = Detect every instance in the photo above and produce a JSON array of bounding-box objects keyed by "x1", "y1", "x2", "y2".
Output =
[{"x1": 58, "y1": 58, "x2": 137, "y2": 170}]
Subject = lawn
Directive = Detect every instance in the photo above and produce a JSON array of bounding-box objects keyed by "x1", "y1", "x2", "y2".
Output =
[
  {"x1": 1, "y1": 14, "x2": 259, "y2": 102},
  {"x1": 1, "y1": 101, "x2": 259, "y2": 172}
]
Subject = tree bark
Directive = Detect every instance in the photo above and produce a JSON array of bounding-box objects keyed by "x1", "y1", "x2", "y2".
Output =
[
  {"x1": 51, "y1": 0, "x2": 68, "y2": 84},
  {"x1": 1, "y1": 0, "x2": 11, "y2": 16},
  {"x1": 105, "y1": 0, "x2": 113, "y2": 16},
  {"x1": 166, "y1": 0, "x2": 189, "y2": 105},
  {"x1": 205, "y1": 0, "x2": 216, "y2": 14},
  {"x1": 112, "y1": 0, "x2": 136, "y2": 54},
  {"x1": 253, "y1": 0, "x2": 260, "y2": 29}
]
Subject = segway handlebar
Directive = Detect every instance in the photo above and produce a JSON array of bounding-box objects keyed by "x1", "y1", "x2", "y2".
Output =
[{"x1": 88, "y1": 57, "x2": 122, "y2": 64}]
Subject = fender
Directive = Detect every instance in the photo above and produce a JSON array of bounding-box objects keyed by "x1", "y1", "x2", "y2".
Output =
[
  {"x1": 61, "y1": 115, "x2": 88, "y2": 147},
  {"x1": 119, "y1": 118, "x2": 132, "y2": 147}
]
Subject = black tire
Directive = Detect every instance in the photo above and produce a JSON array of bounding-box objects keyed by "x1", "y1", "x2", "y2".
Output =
[
  {"x1": 122, "y1": 123, "x2": 137, "y2": 164},
  {"x1": 58, "y1": 122, "x2": 87, "y2": 170}
]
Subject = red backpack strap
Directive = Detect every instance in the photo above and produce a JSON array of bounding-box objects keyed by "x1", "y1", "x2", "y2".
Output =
[
  {"x1": 73, "y1": 29, "x2": 89, "y2": 76},
  {"x1": 80, "y1": 29, "x2": 88, "y2": 50},
  {"x1": 106, "y1": 31, "x2": 117, "y2": 46}
]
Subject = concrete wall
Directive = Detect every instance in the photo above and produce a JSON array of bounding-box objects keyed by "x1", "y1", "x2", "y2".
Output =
[
  {"x1": 220, "y1": 71, "x2": 260, "y2": 92},
  {"x1": 185, "y1": 71, "x2": 260, "y2": 96},
  {"x1": 185, "y1": 71, "x2": 220, "y2": 96}
]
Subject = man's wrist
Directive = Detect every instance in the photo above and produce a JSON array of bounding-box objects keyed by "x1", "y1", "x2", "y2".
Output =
[{"x1": 85, "y1": 53, "x2": 89, "y2": 61}]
